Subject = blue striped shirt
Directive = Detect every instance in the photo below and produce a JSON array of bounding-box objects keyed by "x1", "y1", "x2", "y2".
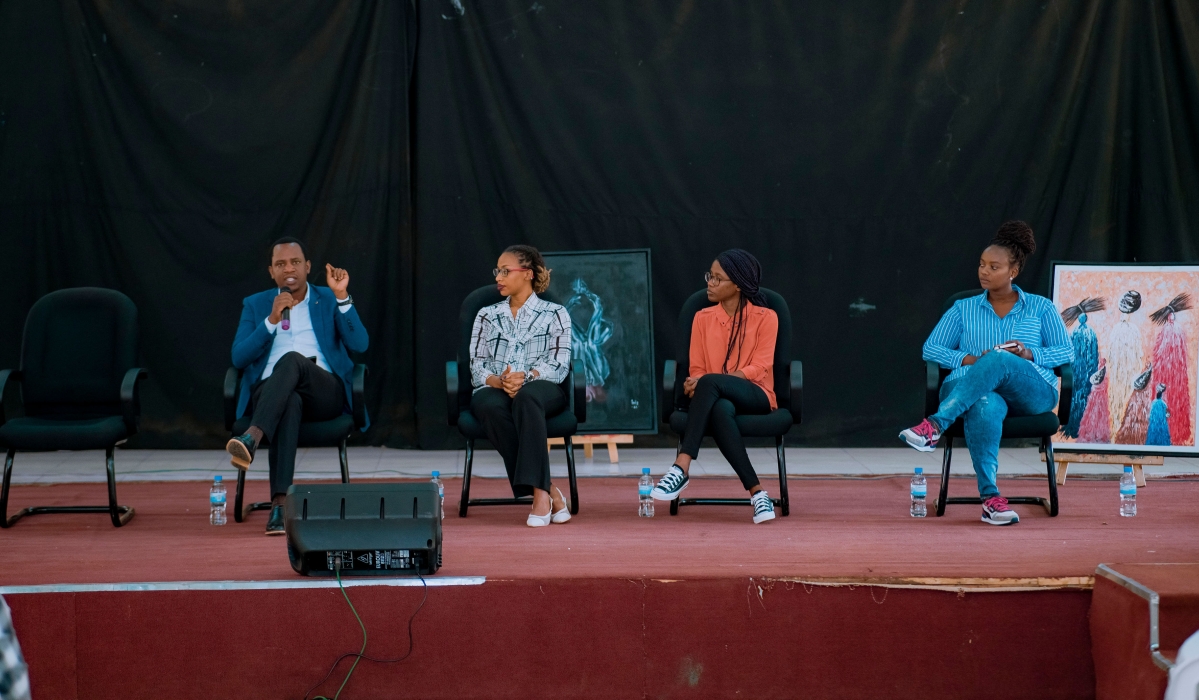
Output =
[{"x1": 923, "y1": 286, "x2": 1074, "y2": 386}]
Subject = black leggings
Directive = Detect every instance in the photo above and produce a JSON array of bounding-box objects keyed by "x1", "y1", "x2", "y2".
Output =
[
  {"x1": 679, "y1": 374, "x2": 772, "y2": 490},
  {"x1": 471, "y1": 381, "x2": 567, "y2": 497}
]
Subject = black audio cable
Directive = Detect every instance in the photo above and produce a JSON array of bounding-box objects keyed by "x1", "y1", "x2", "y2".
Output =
[{"x1": 305, "y1": 557, "x2": 429, "y2": 700}]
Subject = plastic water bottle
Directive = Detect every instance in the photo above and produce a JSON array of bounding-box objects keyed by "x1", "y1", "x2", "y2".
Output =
[
  {"x1": 209, "y1": 475, "x2": 227, "y2": 526},
  {"x1": 431, "y1": 470, "x2": 445, "y2": 520},
  {"x1": 910, "y1": 467, "x2": 927, "y2": 518},
  {"x1": 638, "y1": 467, "x2": 654, "y2": 517},
  {"x1": 1120, "y1": 466, "x2": 1137, "y2": 517}
]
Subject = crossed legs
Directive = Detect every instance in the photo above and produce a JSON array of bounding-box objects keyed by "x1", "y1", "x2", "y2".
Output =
[{"x1": 677, "y1": 374, "x2": 771, "y2": 493}]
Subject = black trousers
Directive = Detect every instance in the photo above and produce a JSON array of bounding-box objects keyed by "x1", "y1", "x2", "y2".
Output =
[
  {"x1": 249, "y1": 352, "x2": 346, "y2": 497},
  {"x1": 679, "y1": 374, "x2": 772, "y2": 490},
  {"x1": 471, "y1": 381, "x2": 567, "y2": 497}
]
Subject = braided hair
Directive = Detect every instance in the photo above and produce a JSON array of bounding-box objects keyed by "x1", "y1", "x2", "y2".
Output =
[
  {"x1": 990, "y1": 221, "x2": 1036, "y2": 277},
  {"x1": 714, "y1": 249, "x2": 767, "y2": 375},
  {"x1": 504, "y1": 244, "x2": 552, "y2": 294}
]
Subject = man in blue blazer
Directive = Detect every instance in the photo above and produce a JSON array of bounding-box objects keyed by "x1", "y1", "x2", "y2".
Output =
[{"x1": 227, "y1": 237, "x2": 369, "y2": 534}]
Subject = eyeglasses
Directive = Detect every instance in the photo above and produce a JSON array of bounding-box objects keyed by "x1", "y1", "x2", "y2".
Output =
[
  {"x1": 704, "y1": 272, "x2": 730, "y2": 285},
  {"x1": 493, "y1": 267, "x2": 531, "y2": 278}
]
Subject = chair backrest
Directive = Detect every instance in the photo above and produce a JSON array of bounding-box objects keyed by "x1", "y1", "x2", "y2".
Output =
[
  {"x1": 944, "y1": 289, "x2": 983, "y2": 313},
  {"x1": 454, "y1": 285, "x2": 568, "y2": 415},
  {"x1": 20, "y1": 288, "x2": 139, "y2": 418},
  {"x1": 672, "y1": 288, "x2": 793, "y2": 411}
]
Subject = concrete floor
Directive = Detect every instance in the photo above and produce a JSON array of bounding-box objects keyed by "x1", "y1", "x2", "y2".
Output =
[{"x1": 6, "y1": 445, "x2": 1199, "y2": 485}]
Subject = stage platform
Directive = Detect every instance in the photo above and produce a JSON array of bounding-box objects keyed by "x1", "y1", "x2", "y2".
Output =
[
  {"x1": 8, "y1": 446, "x2": 1199, "y2": 485},
  {"x1": 3, "y1": 470, "x2": 1198, "y2": 699}
]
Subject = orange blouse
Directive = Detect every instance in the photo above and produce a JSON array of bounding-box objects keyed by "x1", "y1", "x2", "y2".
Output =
[{"x1": 689, "y1": 302, "x2": 779, "y2": 409}]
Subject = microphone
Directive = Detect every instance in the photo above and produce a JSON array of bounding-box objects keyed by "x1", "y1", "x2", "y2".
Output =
[{"x1": 279, "y1": 287, "x2": 291, "y2": 331}]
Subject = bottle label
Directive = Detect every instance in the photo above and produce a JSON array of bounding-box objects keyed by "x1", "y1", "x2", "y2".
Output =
[
  {"x1": 1120, "y1": 485, "x2": 1136, "y2": 497},
  {"x1": 911, "y1": 486, "x2": 927, "y2": 498},
  {"x1": 639, "y1": 485, "x2": 652, "y2": 496},
  {"x1": 211, "y1": 493, "x2": 226, "y2": 506}
]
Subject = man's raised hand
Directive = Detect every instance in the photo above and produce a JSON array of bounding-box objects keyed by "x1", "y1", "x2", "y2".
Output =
[{"x1": 326, "y1": 263, "x2": 350, "y2": 299}]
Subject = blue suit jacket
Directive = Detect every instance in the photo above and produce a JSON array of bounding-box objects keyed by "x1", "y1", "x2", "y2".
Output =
[{"x1": 231, "y1": 285, "x2": 370, "y2": 429}]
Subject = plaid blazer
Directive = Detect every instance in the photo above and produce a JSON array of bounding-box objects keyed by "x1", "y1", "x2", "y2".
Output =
[{"x1": 469, "y1": 293, "x2": 572, "y2": 391}]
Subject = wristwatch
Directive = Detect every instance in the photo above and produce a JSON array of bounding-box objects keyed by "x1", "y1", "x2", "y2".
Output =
[{"x1": 336, "y1": 295, "x2": 353, "y2": 306}]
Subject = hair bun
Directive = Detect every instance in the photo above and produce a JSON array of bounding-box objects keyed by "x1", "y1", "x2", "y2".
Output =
[{"x1": 993, "y1": 220, "x2": 1036, "y2": 256}]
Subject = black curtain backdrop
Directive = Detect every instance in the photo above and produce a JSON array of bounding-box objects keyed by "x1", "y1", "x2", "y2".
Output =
[
  {"x1": 0, "y1": 0, "x2": 417, "y2": 447},
  {"x1": 2, "y1": 0, "x2": 1198, "y2": 448}
]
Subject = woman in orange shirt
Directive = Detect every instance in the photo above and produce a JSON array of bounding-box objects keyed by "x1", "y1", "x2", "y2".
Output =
[{"x1": 651, "y1": 249, "x2": 780, "y2": 524}]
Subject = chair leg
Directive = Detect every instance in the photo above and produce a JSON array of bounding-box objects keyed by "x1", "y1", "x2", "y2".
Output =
[
  {"x1": 669, "y1": 439, "x2": 681, "y2": 515},
  {"x1": 1043, "y1": 437, "x2": 1059, "y2": 517},
  {"x1": 935, "y1": 436, "x2": 953, "y2": 517},
  {"x1": 564, "y1": 435, "x2": 579, "y2": 515},
  {"x1": 458, "y1": 439, "x2": 474, "y2": 517},
  {"x1": 338, "y1": 439, "x2": 350, "y2": 483},
  {"x1": 1, "y1": 446, "x2": 134, "y2": 528},
  {"x1": 775, "y1": 435, "x2": 790, "y2": 516},
  {"x1": 105, "y1": 447, "x2": 134, "y2": 527},
  {"x1": 234, "y1": 468, "x2": 248, "y2": 523},
  {"x1": 1, "y1": 448, "x2": 17, "y2": 528}
]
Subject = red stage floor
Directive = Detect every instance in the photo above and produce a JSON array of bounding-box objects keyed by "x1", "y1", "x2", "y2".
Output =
[
  {"x1": 1, "y1": 475, "x2": 1197, "y2": 585},
  {"x1": 4, "y1": 476, "x2": 1197, "y2": 699}
]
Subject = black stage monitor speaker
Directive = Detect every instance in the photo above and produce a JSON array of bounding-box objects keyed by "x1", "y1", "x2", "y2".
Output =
[{"x1": 284, "y1": 483, "x2": 442, "y2": 576}]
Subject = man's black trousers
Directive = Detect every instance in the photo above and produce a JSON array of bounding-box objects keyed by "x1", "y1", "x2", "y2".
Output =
[{"x1": 249, "y1": 352, "x2": 346, "y2": 497}]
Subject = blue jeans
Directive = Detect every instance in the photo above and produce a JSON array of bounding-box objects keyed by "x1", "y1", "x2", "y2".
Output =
[{"x1": 930, "y1": 351, "x2": 1058, "y2": 498}]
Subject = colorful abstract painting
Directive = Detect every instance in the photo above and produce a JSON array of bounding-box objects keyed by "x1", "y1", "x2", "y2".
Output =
[{"x1": 1051, "y1": 264, "x2": 1199, "y2": 454}]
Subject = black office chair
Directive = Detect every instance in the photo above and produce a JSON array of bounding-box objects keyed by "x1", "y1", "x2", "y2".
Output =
[
  {"x1": 927, "y1": 289, "x2": 1073, "y2": 517},
  {"x1": 446, "y1": 285, "x2": 585, "y2": 517},
  {"x1": 662, "y1": 288, "x2": 802, "y2": 516},
  {"x1": 223, "y1": 364, "x2": 367, "y2": 522},
  {"x1": 0, "y1": 288, "x2": 148, "y2": 528}
]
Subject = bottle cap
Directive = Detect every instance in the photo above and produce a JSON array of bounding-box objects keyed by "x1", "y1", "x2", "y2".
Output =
[
  {"x1": 914, "y1": 467, "x2": 923, "y2": 474},
  {"x1": 642, "y1": 467, "x2": 650, "y2": 474},
  {"x1": 214, "y1": 475, "x2": 222, "y2": 482},
  {"x1": 1123, "y1": 466, "x2": 1132, "y2": 472},
  {"x1": 432, "y1": 470, "x2": 440, "y2": 478}
]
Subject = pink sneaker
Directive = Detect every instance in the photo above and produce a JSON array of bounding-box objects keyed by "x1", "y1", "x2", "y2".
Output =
[
  {"x1": 982, "y1": 496, "x2": 1020, "y2": 526},
  {"x1": 899, "y1": 419, "x2": 941, "y2": 452}
]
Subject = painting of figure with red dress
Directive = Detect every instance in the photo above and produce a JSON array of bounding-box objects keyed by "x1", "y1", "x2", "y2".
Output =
[{"x1": 1051, "y1": 264, "x2": 1199, "y2": 453}]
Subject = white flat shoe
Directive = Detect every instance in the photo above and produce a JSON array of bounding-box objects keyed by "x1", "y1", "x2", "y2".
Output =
[
  {"x1": 527, "y1": 502, "x2": 552, "y2": 527},
  {"x1": 550, "y1": 486, "x2": 571, "y2": 524}
]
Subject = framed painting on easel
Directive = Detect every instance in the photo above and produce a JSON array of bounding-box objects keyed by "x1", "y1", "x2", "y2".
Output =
[{"x1": 1049, "y1": 262, "x2": 1199, "y2": 458}]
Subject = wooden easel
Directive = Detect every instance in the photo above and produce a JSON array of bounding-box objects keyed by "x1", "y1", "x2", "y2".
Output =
[
  {"x1": 547, "y1": 434, "x2": 633, "y2": 463},
  {"x1": 1040, "y1": 452, "x2": 1163, "y2": 488}
]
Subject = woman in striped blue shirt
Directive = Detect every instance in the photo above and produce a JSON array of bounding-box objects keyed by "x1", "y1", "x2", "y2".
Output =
[{"x1": 900, "y1": 222, "x2": 1073, "y2": 526}]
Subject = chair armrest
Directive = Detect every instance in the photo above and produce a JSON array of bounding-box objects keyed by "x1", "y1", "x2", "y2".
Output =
[
  {"x1": 1055, "y1": 364, "x2": 1073, "y2": 428},
  {"x1": 352, "y1": 364, "x2": 368, "y2": 430},
  {"x1": 925, "y1": 361, "x2": 943, "y2": 417},
  {"x1": 789, "y1": 360, "x2": 803, "y2": 425},
  {"x1": 223, "y1": 367, "x2": 242, "y2": 433},
  {"x1": 571, "y1": 360, "x2": 587, "y2": 424},
  {"x1": 120, "y1": 368, "x2": 149, "y2": 435},
  {"x1": 0, "y1": 370, "x2": 23, "y2": 427},
  {"x1": 662, "y1": 360, "x2": 677, "y2": 424},
  {"x1": 446, "y1": 361, "x2": 459, "y2": 427}
]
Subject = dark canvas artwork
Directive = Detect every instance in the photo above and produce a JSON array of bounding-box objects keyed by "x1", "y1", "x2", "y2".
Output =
[{"x1": 543, "y1": 250, "x2": 657, "y2": 434}]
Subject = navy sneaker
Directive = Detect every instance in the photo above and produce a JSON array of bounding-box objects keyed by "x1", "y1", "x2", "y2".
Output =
[
  {"x1": 751, "y1": 490, "x2": 776, "y2": 524},
  {"x1": 651, "y1": 465, "x2": 689, "y2": 500}
]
